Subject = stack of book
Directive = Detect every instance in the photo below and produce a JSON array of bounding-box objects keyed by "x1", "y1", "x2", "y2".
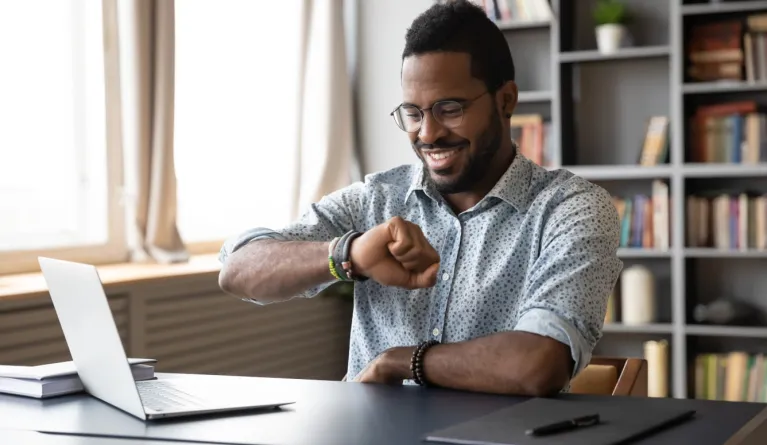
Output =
[
  {"x1": 611, "y1": 180, "x2": 670, "y2": 250},
  {"x1": 469, "y1": 0, "x2": 552, "y2": 23},
  {"x1": 695, "y1": 352, "x2": 767, "y2": 402},
  {"x1": 509, "y1": 114, "x2": 553, "y2": 168},
  {"x1": 687, "y1": 20, "x2": 743, "y2": 82},
  {"x1": 690, "y1": 101, "x2": 767, "y2": 164},
  {"x1": 686, "y1": 192, "x2": 767, "y2": 250},
  {"x1": 0, "y1": 358, "x2": 156, "y2": 398}
]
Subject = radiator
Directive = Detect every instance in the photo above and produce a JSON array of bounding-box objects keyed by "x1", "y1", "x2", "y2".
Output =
[{"x1": 0, "y1": 275, "x2": 354, "y2": 381}]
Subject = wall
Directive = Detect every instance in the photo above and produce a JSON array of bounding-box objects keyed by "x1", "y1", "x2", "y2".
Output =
[{"x1": 356, "y1": 0, "x2": 433, "y2": 175}]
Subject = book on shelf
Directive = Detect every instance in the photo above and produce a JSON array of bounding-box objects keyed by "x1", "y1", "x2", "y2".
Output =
[
  {"x1": 0, "y1": 358, "x2": 156, "y2": 399},
  {"x1": 611, "y1": 180, "x2": 670, "y2": 250},
  {"x1": 695, "y1": 352, "x2": 767, "y2": 403},
  {"x1": 687, "y1": 20, "x2": 743, "y2": 82},
  {"x1": 687, "y1": 13, "x2": 767, "y2": 84},
  {"x1": 690, "y1": 100, "x2": 767, "y2": 164},
  {"x1": 467, "y1": 0, "x2": 552, "y2": 23},
  {"x1": 509, "y1": 113, "x2": 553, "y2": 167},
  {"x1": 686, "y1": 191, "x2": 767, "y2": 250},
  {"x1": 744, "y1": 14, "x2": 767, "y2": 83},
  {"x1": 638, "y1": 116, "x2": 670, "y2": 166}
]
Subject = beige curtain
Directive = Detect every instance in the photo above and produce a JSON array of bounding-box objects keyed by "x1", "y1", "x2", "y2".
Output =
[
  {"x1": 107, "y1": 0, "x2": 188, "y2": 263},
  {"x1": 293, "y1": 0, "x2": 356, "y2": 218}
]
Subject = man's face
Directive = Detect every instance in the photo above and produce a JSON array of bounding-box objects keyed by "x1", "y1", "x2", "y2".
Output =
[{"x1": 400, "y1": 52, "x2": 505, "y2": 195}]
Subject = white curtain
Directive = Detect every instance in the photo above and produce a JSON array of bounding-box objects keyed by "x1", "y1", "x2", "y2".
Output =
[
  {"x1": 293, "y1": 0, "x2": 356, "y2": 219},
  {"x1": 107, "y1": 0, "x2": 189, "y2": 263},
  {"x1": 106, "y1": 0, "x2": 357, "y2": 260}
]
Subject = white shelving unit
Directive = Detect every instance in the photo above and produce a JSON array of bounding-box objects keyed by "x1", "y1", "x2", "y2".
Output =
[{"x1": 486, "y1": 0, "x2": 767, "y2": 399}]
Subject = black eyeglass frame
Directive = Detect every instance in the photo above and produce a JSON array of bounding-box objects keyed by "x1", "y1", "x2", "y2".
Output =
[{"x1": 389, "y1": 90, "x2": 490, "y2": 133}]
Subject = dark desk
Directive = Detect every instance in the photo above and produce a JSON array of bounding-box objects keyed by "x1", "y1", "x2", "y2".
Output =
[
  {"x1": 0, "y1": 373, "x2": 765, "y2": 445},
  {"x1": 0, "y1": 429, "x2": 221, "y2": 445}
]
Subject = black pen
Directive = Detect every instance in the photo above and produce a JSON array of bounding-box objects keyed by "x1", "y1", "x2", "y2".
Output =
[{"x1": 525, "y1": 413, "x2": 601, "y2": 436}]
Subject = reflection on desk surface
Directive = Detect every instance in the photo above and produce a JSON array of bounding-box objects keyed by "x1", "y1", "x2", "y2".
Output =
[
  {"x1": 0, "y1": 374, "x2": 765, "y2": 445},
  {"x1": 0, "y1": 429, "x2": 222, "y2": 445}
]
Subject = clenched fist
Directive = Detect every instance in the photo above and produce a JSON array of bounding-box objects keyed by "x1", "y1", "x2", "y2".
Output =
[{"x1": 349, "y1": 216, "x2": 440, "y2": 289}]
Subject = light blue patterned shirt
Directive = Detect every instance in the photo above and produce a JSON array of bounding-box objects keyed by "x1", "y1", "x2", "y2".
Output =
[{"x1": 219, "y1": 153, "x2": 623, "y2": 385}]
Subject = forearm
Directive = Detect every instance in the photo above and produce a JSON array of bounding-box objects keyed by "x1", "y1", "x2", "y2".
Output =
[
  {"x1": 218, "y1": 239, "x2": 333, "y2": 303},
  {"x1": 383, "y1": 331, "x2": 573, "y2": 396}
]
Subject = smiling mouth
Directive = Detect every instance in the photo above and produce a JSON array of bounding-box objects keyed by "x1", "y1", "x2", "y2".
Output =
[
  {"x1": 426, "y1": 150, "x2": 459, "y2": 161},
  {"x1": 422, "y1": 146, "x2": 465, "y2": 172}
]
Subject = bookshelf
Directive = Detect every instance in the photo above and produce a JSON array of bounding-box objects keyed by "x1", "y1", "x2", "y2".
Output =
[{"x1": 472, "y1": 0, "x2": 767, "y2": 400}]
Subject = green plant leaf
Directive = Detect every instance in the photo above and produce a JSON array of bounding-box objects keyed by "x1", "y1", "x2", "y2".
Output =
[{"x1": 593, "y1": 0, "x2": 627, "y2": 26}]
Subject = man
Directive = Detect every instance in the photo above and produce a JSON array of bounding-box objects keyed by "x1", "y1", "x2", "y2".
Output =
[{"x1": 218, "y1": 0, "x2": 622, "y2": 397}]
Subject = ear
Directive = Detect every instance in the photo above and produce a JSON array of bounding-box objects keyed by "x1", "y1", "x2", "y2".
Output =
[{"x1": 497, "y1": 80, "x2": 518, "y2": 119}]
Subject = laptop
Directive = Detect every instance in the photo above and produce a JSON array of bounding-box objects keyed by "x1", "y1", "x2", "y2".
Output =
[{"x1": 38, "y1": 256, "x2": 295, "y2": 420}]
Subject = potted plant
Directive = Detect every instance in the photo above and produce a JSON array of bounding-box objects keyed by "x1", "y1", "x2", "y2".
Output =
[{"x1": 593, "y1": 0, "x2": 629, "y2": 54}]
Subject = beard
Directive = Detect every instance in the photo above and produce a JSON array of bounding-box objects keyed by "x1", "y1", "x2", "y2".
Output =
[{"x1": 418, "y1": 109, "x2": 504, "y2": 195}]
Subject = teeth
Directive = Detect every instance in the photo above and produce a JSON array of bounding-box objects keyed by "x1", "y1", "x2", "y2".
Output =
[{"x1": 428, "y1": 151, "x2": 456, "y2": 161}]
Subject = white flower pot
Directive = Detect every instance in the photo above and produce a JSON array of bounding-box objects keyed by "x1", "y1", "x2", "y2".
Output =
[{"x1": 595, "y1": 24, "x2": 626, "y2": 54}]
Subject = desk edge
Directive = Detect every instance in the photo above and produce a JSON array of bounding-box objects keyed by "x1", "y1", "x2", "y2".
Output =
[{"x1": 725, "y1": 406, "x2": 767, "y2": 445}]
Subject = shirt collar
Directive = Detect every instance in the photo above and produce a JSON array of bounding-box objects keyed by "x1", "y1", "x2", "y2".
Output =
[
  {"x1": 403, "y1": 150, "x2": 533, "y2": 211},
  {"x1": 404, "y1": 165, "x2": 435, "y2": 204},
  {"x1": 485, "y1": 151, "x2": 532, "y2": 211},
  {"x1": 405, "y1": 168, "x2": 420, "y2": 202}
]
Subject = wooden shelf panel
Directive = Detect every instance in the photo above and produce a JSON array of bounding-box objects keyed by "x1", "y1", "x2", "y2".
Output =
[
  {"x1": 618, "y1": 248, "x2": 672, "y2": 258},
  {"x1": 603, "y1": 323, "x2": 674, "y2": 334},
  {"x1": 517, "y1": 91, "x2": 552, "y2": 103},
  {"x1": 563, "y1": 165, "x2": 673, "y2": 180},
  {"x1": 497, "y1": 19, "x2": 551, "y2": 31},
  {"x1": 684, "y1": 248, "x2": 767, "y2": 259},
  {"x1": 682, "y1": 163, "x2": 767, "y2": 178},
  {"x1": 686, "y1": 325, "x2": 767, "y2": 338},
  {"x1": 559, "y1": 46, "x2": 670, "y2": 63},
  {"x1": 681, "y1": 1, "x2": 767, "y2": 15},
  {"x1": 682, "y1": 81, "x2": 767, "y2": 94}
]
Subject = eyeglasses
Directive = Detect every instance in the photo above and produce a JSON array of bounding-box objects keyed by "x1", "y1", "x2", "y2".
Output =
[{"x1": 390, "y1": 91, "x2": 489, "y2": 133}]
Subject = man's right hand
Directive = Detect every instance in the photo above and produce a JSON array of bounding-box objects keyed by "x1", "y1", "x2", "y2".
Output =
[{"x1": 349, "y1": 216, "x2": 440, "y2": 290}]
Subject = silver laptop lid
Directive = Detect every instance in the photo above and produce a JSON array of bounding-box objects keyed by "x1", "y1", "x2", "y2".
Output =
[{"x1": 38, "y1": 257, "x2": 145, "y2": 419}]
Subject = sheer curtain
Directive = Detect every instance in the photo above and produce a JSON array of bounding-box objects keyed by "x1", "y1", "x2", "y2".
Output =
[
  {"x1": 107, "y1": 0, "x2": 188, "y2": 263},
  {"x1": 106, "y1": 0, "x2": 357, "y2": 262},
  {"x1": 293, "y1": 0, "x2": 356, "y2": 219}
]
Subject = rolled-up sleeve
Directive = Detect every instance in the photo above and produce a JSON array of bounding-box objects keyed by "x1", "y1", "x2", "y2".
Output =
[
  {"x1": 218, "y1": 181, "x2": 368, "y2": 301},
  {"x1": 514, "y1": 179, "x2": 623, "y2": 379}
]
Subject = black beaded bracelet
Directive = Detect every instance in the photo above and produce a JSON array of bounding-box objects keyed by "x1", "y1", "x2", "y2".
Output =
[{"x1": 410, "y1": 339, "x2": 439, "y2": 386}]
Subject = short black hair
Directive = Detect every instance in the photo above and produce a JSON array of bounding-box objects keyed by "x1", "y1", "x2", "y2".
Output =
[{"x1": 402, "y1": 0, "x2": 515, "y2": 92}]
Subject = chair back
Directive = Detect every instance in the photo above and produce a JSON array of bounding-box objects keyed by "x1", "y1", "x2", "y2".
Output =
[{"x1": 570, "y1": 356, "x2": 648, "y2": 397}]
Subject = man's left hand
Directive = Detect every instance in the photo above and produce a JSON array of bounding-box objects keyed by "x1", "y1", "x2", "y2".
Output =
[{"x1": 354, "y1": 347, "x2": 414, "y2": 384}]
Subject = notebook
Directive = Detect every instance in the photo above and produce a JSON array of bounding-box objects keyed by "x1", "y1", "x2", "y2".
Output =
[
  {"x1": 0, "y1": 358, "x2": 157, "y2": 399},
  {"x1": 423, "y1": 397, "x2": 696, "y2": 445}
]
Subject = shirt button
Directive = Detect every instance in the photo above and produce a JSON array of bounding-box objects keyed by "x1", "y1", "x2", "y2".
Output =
[
  {"x1": 432, "y1": 328, "x2": 440, "y2": 336},
  {"x1": 442, "y1": 273, "x2": 450, "y2": 281}
]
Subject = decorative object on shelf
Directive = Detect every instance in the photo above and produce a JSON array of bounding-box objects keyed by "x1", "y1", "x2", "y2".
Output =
[
  {"x1": 692, "y1": 299, "x2": 765, "y2": 326},
  {"x1": 620, "y1": 265, "x2": 655, "y2": 325},
  {"x1": 593, "y1": 0, "x2": 631, "y2": 54},
  {"x1": 644, "y1": 340, "x2": 669, "y2": 398}
]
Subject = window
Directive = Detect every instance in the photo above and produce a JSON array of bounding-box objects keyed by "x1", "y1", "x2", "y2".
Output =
[
  {"x1": 174, "y1": 0, "x2": 304, "y2": 247},
  {"x1": 0, "y1": 0, "x2": 124, "y2": 273}
]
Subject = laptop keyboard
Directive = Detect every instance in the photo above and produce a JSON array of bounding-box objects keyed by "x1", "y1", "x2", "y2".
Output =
[{"x1": 136, "y1": 380, "x2": 208, "y2": 412}]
